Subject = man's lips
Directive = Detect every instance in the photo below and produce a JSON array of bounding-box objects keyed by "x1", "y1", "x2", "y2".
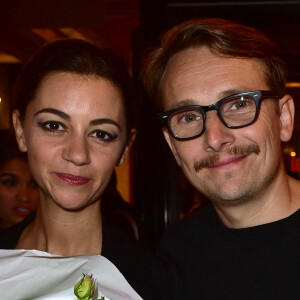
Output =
[
  {"x1": 208, "y1": 155, "x2": 247, "y2": 168},
  {"x1": 194, "y1": 144, "x2": 260, "y2": 172},
  {"x1": 55, "y1": 173, "x2": 90, "y2": 185}
]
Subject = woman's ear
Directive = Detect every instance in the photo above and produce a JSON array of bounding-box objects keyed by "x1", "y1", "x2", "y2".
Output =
[
  {"x1": 279, "y1": 94, "x2": 295, "y2": 142},
  {"x1": 12, "y1": 109, "x2": 27, "y2": 152},
  {"x1": 117, "y1": 128, "x2": 137, "y2": 166}
]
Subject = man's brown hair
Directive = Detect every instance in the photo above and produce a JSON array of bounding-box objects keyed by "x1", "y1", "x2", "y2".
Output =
[{"x1": 141, "y1": 18, "x2": 286, "y2": 110}]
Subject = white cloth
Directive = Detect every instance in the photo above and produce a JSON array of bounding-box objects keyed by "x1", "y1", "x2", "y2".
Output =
[{"x1": 0, "y1": 249, "x2": 143, "y2": 300}]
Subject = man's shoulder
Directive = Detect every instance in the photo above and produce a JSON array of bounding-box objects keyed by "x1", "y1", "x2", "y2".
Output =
[
  {"x1": 160, "y1": 204, "x2": 219, "y2": 244},
  {"x1": 172, "y1": 204, "x2": 216, "y2": 229}
]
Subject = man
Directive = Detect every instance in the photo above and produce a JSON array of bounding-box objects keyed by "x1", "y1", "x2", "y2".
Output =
[{"x1": 141, "y1": 18, "x2": 300, "y2": 299}]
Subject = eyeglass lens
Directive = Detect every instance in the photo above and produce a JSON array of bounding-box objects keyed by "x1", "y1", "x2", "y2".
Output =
[{"x1": 169, "y1": 95, "x2": 257, "y2": 139}]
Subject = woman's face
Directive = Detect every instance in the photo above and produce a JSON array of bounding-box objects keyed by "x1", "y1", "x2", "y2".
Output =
[
  {"x1": 0, "y1": 158, "x2": 38, "y2": 228},
  {"x1": 13, "y1": 72, "x2": 134, "y2": 211}
]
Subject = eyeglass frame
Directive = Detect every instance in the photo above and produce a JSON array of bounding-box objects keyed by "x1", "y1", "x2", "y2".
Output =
[{"x1": 159, "y1": 90, "x2": 279, "y2": 140}]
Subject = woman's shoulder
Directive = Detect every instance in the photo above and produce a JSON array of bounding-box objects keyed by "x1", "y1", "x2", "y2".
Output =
[{"x1": 0, "y1": 212, "x2": 36, "y2": 249}]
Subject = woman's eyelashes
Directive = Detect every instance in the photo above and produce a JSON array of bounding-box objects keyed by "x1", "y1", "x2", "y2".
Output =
[
  {"x1": 38, "y1": 121, "x2": 65, "y2": 133},
  {"x1": 37, "y1": 120, "x2": 118, "y2": 142},
  {"x1": 90, "y1": 129, "x2": 118, "y2": 142},
  {"x1": 0, "y1": 176, "x2": 18, "y2": 187},
  {"x1": 28, "y1": 180, "x2": 38, "y2": 189}
]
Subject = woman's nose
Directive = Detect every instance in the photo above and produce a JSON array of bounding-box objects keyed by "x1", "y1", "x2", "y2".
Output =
[
  {"x1": 62, "y1": 135, "x2": 91, "y2": 166},
  {"x1": 17, "y1": 185, "x2": 30, "y2": 203}
]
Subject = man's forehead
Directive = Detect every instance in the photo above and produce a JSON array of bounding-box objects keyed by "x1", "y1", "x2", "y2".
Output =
[
  {"x1": 162, "y1": 47, "x2": 261, "y2": 84},
  {"x1": 162, "y1": 47, "x2": 216, "y2": 82},
  {"x1": 161, "y1": 47, "x2": 268, "y2": 109}
]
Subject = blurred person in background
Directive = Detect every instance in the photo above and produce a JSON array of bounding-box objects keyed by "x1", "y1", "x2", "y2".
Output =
[{"x1": 0, "y1": 129, "x2": 38, "y2": 232}]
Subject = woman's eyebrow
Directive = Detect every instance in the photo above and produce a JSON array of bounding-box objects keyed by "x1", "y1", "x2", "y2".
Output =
[
  {"x1": 34, "y1": 108, "x2": 71, "y2": 121},
  {"x1": 90, "y1": 119, "x2": 122, "y2": 131},
  {"x1": 34, "y1": 109, "x2": 122, "y2": 131},
  {"x1": 0, "y1": 173, "x2": 17, "y2": 178}
]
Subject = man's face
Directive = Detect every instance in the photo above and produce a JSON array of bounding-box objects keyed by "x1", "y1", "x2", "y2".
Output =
[{"x1": 161, "y1": 47, "x2": 294, "y2": 206}]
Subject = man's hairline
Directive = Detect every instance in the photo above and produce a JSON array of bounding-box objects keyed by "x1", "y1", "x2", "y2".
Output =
[{"x1": 158, "y1": 46, "x2": 271, "y2": 111}]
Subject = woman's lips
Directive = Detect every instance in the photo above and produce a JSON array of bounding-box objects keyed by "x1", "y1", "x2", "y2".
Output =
[
  {"x1": 14, "y1": 207, "x2": 32, "y2": 217},
  {"x1": 55, "y1": 173, "x2": 90, "y2": 185}
]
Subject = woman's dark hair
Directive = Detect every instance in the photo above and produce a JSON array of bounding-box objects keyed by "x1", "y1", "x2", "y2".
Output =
[
  {"x1": 141, "y1": 18, "x2": 287, "y2": 109},
  {"x1": 13, "y1": 39, "x2": 136, "y2": 134},
  {"x1": 0, "y1": 129, "x2": 27, "y2": 169}
]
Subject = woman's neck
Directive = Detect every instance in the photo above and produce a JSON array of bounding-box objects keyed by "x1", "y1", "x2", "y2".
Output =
[{"x1": 16, "y1": 200, "x2": 103, "y2": 256}]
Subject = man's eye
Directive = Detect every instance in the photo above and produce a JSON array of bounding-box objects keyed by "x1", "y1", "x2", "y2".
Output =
[
  {"x1": 181, "y1": 113, "x2": 201, "y2": 123},
  {"x1": 231, "y1": 100, "x2": 248, "y2": 110},
  {"x1": 91, "y1": 130, "x2": 117, "y2": 141}
]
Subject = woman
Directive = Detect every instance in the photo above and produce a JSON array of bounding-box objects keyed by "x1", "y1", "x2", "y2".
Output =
[
  {"x1": 0, "y1": 39, "x2": 169, "y2": 299},
  {"x1": 0, "y1": 130, "x2": 38, "y2": 232}
]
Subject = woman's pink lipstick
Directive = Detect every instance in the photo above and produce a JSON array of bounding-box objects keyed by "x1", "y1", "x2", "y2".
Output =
[
  {"x1": 55, "y1": 173, "x2": 90, "y2": 185},
  {"x1": 14, "y1": 207, "x2": 32, "y2": 217}
]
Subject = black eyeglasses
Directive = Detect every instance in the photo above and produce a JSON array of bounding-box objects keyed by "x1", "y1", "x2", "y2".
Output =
[{"x1": 159, "y1": 90, "x2": 279, "y2": 140}]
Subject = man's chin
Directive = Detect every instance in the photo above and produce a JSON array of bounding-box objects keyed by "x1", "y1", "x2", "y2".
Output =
[
  {"x1": 210, "y1": 196, "x2": 252, "y2": 207},
  {"x1": 202, "y1": 185, "x2": 257, "y2": 207}
]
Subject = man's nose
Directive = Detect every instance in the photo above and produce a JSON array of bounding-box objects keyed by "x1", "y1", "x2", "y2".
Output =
[
  {"x1": 203, "y1": 111, "x2": 235, "y2": 152},
  {"x1": 62, "y1": 135, "x2": 91, "y2": 166}
]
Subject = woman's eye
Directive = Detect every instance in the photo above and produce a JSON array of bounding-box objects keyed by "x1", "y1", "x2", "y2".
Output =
[
  {"x1": 1, "y1": 178, "x2": 17, "y2": 187},
  {"x1": 28, "y1": 180, "x2": 38, "y2": 189},
  {"x1": 40, "y1": 121, "x2": 64, "y2": 132},
  {"x1": 91, "y1": 130, "x2": 117, "y2": 141}
]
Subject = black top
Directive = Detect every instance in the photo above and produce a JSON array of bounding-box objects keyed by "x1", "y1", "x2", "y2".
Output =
[
  {"x1": 0, "y1": 212, "x2": 170, "y2": 299},
  {"x1": 158, "y1": 204, "x2": 300, "y2": 300}
]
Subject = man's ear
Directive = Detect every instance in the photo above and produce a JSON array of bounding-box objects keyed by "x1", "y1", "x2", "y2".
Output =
[
  {"x1": 278, "y1": 94, "x2": 294, "y2": 142},
  {"x1": 117, "y1": 128, "x2": 137, "y2": 166},
  {"x1": 162, "y1": 127, "x2": 182, "y2": 166},
  {"x1": 12, "y1": 109, "x2": 27, "y2": 152}
]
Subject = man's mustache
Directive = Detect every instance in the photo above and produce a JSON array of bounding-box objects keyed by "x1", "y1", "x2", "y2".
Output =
[{"x1": 194, "y1": 144, "x2": 260, "y2": 172}]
